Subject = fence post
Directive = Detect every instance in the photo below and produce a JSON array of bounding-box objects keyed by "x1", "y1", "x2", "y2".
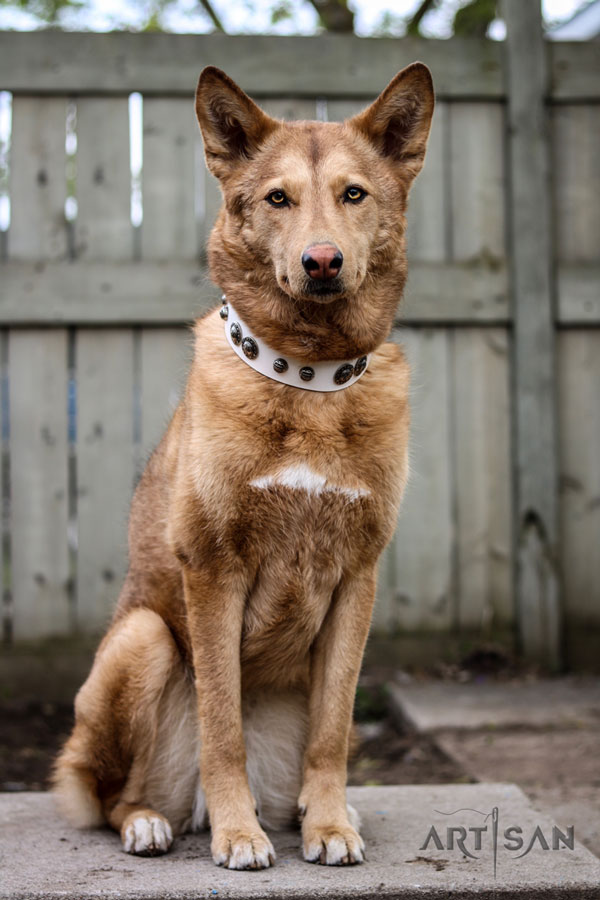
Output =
[{"x1": 503, "y1": 0, "x2": 561, "y2": 669}]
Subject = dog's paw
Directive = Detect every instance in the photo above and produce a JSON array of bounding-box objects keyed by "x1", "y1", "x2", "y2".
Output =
[
  {"x1": 211, "y1": 827, "x2": 275, "y2": 870},
  {"x1": 122, "y1": 812, "x2": 173, "y2": 856},
  {"x1": 303, "y1": 822, "x2": 365, "y2": 865}
]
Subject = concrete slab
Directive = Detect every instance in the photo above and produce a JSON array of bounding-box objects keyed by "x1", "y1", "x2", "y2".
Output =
[
  {"x1": 434, "y1": 730, "x2": 600, "y2": 859},
  {"x1": 529, "y1": 786, "x2": 600, "y2": 861},
  {"x1": 435, "y1": 729, "x2": 600, "y2": 789},
  {"x1": 1, "y1": 786, "x2": 600, "y2": 898},
  {"x1": 388, "y1": 678, "x2": 600, "y2": 733}
]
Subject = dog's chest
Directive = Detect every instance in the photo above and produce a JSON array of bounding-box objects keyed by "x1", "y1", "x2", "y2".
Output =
[
  {"x1": 233, "y1": 456, "x2": 378, "y2": 673},
  {"x1": 249, "y1": 460, "x2": 370, "y2": 504},
  {"x1": 189, "y1": 369, "x2": 405, "y2": 679}
]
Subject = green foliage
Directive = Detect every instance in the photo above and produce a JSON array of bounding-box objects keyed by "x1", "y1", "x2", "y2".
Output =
[
  {"x1": 270, "y1": 0, "x2": 293, "y2": 25},
  {"x1": 453, "y1": 0, "x2": 497, "y2": 36},
  {"x1": 0, "y1": 0, "x2": 219, "y2": 30},
  {"x1": 370, "y1": 10, "x2": 405, "y2": 38},
  {"x1": 404, "y1": 0, "x2": 502, "y2": 38},
  {"x1": 0, "y1": 0, "x2": 559, "y2": 37},
  {"x1": 354, "y1": 683, "x2": 389, "y2": 722},
  {"x1": 142, "y1": 10, "x2": 163, "y2": 31},
  {"x1": 0, "y1": 0, "x2": 83, "y2": 23},
  {"x1": 405, "y1": 0, "x2": 441, "y2": 37}
]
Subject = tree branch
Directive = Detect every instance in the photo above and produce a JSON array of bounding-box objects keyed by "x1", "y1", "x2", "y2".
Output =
[
  {"x1": 198, "y1": 0, "x2": 225, "y2": 32},
  {"x1": 405, "y1": 0, "x2": 439, "y2": 36},
  {"x1": 306, "y1": 0, "x2": 354, "y2": 33}
]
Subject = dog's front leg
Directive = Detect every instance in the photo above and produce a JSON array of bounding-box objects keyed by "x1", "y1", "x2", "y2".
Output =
[
  {"x1": 299, "y1": 568, "x2": 376, "y2": 866},
  {"x1": 183, "y1": 567, "x2": 275, "y2": 870}
]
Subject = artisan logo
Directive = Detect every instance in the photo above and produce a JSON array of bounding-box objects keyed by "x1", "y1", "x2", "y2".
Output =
[{"x1": 419, "y1": 806, "x2": 575, "y2": 879}]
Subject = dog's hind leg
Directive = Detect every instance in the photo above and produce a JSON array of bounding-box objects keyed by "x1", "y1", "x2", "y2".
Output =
[{"x1": 53, "y1": 608, "x2": 185, "y2": 856}]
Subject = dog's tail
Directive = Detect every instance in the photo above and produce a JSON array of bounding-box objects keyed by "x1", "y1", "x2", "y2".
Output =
[{"x1": 51, "y1": 736, "x2": 105, "y2": 828}]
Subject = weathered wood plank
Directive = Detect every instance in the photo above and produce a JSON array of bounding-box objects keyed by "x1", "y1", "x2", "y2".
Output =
[
  {"x1": 451, "y1": 328, "x2": 512, "y2": 631},
  {"x1": 8, "y1": 96, "x2": 68, "y2": 260},
  {"x1": 141, "y1": 94, "x2": 215, "y2": 281},
  {"x1": 0, "y1": 260, "x2": 207, "y2": 323},
  {"x1": 558, "y1": 331, "x2": 600, "y2": 624},
  {"x1": 449, "y1": 102, "x2": 505, "y2": 262},
  {"x1": 402, "y1": 261, "x2": 508, "y2": 322},
  {"x1": 142, "y1": 97, "x2": 198, "y2": 260},
  {"x1": 199, "y1": 167, "x2": 221, "y2": 263},
  {"x1": 73, "y1": 99, "x2": 136, "y2": 632},
  {"x1": 7, "y1": 94, "x2": 71, "y2": 641},
  {"x1": 325, "y1": 99, "x2": 365, "y2": 122},
  {"x1": 0, "y1": 330, "x2": 8, "y2": 640},
  {"x1": 553, "y1": 105, "x2": 600, "y2": 264},
  {"x1": 75, "y1": 97, "x2": 132, "y2": 260},
  {"x1": 261, "y1": 99, "x2": 317, "y2": 120},
  {"x1": 76, "y1": 330, "x2": 134, "y2": 633},
  {"x1": 0, "y1": 34, "x2": 596, "y2": 99},
  {"x1": 139, "y1": 327, "x2": 191, "y2": 463},
  {"x1": 0, "y1": 260, "x2": 509, "y2": 324},
  {"x1": 549, "y1": 41, "x2": 600, "y2": 101},
  {"x1": 557, "y1": 265, "x2": 600, "y2": 323},
  {"x1": 0, "y1": 33, "x2": 505, "y2": 99},
  {"x1": 505, "y1": 0, "x2": 560, "y2": 668},
  {"x1": 9, "y1": 330, "x2": 70, "y2": 639},
  {"x1": 405, "y1": 102, "x2": 447, "y2": 263},
  {"x1": 381, "y1": 328, "x2": 454, "y2": 633},
  {"x1": 448, "y1": 92, "x2": 511, "y2": 634}
]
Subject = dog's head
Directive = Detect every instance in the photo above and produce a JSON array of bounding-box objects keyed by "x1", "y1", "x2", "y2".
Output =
[{"x1": 195, "y1": 64, "x2": 434, "y2": 359}]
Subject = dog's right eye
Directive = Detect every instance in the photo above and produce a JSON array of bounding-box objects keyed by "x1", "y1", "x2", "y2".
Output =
[{"x1": 266, "y1": 190, "x2": 288, "y2": 207}]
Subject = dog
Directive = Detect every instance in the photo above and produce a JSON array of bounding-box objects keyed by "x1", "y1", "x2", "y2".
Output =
[{"x1": 53, "y1": 62, "x2": 434, "y2": 870}]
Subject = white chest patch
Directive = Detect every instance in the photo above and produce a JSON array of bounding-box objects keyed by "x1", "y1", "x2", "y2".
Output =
[{"x1": 250, "y1": 462, "x2": 370, "y2": 501}]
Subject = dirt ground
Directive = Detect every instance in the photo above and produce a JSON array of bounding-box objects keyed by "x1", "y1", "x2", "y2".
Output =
[
  {"x1": 0, "y1": 645, "x2": 547, "y2": 793},
  {"x1": 0, "y1": 700, "x2": 74, "y2": 791},
  {"x1": 0, "y1": 663, "x2": 476, "y2": 792},
  {"x1": 0, "y1": 697, "x2": 467, "y2": 793}
]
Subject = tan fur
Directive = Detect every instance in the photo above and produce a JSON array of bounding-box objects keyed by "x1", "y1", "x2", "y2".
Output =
[{"x1": 53, "y1": 63, "x2": 434, "y2": 869}]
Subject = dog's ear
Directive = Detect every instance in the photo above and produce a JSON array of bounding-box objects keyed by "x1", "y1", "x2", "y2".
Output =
[
  {"x1": 348, "y1": 63, "x2": 434, "y2": 183},
  {"x1": 196, "y1": 67, "x2": 279, "y2": 179}
]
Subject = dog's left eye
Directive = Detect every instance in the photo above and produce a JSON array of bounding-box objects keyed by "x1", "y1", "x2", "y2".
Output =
[
  {"x1": 344, "y1": 186, "x2": 366, "y2": 203},
  {"x1": 266, "y1": 190, "x2": 288, "y2": 207}
]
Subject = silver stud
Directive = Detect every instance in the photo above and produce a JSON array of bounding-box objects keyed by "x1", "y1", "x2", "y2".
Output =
[
  {"x1": 219, "y1": 305, "x2": 229, "y2": 320},
  {"x1": 273, "y1": 358, "x2": 288, "y2": 374},
  {"x1": 230, "y1": 322, "x2": 242, "y2": 345},
  {"x1": 299, "y1": 366, "x2": 315, "y2": 382},
  {"x1": 354, "y1": 356, "x2": 367, "y2": 377},
  {"x1": 242, "y1": 337, "x2": 259, "y2": 360},
  {"x1": 334, "y1": 363, "x2": 354, "y2": 385}
]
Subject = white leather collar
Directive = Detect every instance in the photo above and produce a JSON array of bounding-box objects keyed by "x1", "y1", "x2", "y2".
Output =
[{"x1": 221, "y1": 298, "x2": 370, "y2": 393}]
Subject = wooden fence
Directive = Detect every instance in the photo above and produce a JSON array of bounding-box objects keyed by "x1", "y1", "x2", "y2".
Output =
[{"x1": 0, "y1": 14, "x2": 598, "y2": 668}]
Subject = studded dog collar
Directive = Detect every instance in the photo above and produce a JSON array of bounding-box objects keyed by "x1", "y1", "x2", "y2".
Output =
[{"x1": 221, "y1": 297, "x2": 370, "y2": 393}]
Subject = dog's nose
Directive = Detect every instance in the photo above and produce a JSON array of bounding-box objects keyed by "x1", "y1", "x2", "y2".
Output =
[{"x1": 301, "y1": 244, "x2": 343, "y2": 280}]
